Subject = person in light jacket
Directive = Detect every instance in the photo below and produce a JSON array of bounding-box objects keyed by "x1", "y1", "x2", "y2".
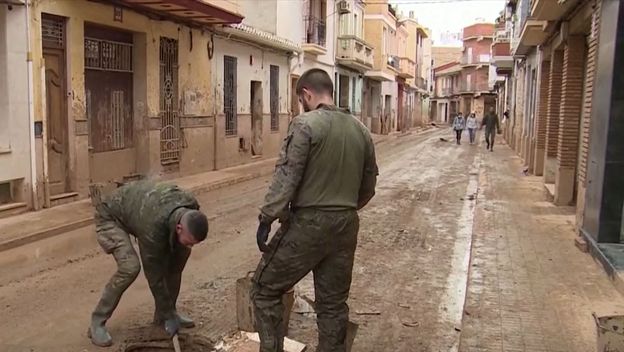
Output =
[
  {"x1": 452, "y1": 113, "x2": 466, "y2": 145},
  {"x1": 466, "y1": 113, "x2": 478, "y2": 145}
]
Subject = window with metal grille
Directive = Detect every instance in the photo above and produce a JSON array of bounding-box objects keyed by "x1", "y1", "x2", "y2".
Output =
[
  {"x1": 159, "y1": 37, "x2": 180, "y2": 165},
  {"x1": 85, "y1": 38, "x2": 133, "y2": 72},
  {"x1": 270, "y1": 65, "x2": 279, "y2": 131},
  {"x1": 224, "y1": 55, "x2": 237, "y2": 136},
  {"x1": 84, "y1": 26, "x2": 134, "y2": 153},
  {"x1": 42, "y1": 14, "x2": 65, "y2": 49}
]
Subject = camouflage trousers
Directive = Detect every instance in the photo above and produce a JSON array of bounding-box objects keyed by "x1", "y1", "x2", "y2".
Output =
[
  {"x1": 251, "y1": 209, "x2": 359, "y2": 352},
  {"x1": 91, "y1": 209, "x2": 191, "y2": 326}
]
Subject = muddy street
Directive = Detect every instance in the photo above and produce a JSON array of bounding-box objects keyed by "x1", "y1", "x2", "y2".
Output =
[{"x1": 0, "y1": 127, "x2": 478, "y2": 351}]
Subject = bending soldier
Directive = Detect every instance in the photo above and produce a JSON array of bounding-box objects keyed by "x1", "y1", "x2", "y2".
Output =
[
  {"x1": 252, "y1": 69, "x2": 379, "y2": 352},
  {"x1": 88, "y1": 181, "x2": 208, "y2": 347}
]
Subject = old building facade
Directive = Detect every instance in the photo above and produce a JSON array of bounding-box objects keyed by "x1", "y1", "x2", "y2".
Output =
[
  {"x1": 501, "y1": 0, "x2": 624, "y2": 275},
  {"x1": 0, "y1": 0, "x2": 432, "y2": 215}
]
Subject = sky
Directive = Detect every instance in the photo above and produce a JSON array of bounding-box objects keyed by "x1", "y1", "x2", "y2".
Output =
[{"x1": 390, "y1": 0, "x2": 506, "y2": 47}]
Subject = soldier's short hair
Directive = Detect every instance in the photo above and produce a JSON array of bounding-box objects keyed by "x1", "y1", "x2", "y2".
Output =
[
  {"x1": 183, "y1": 210, "x2": 209, "y2": 241},
  {"x1": 296, "y1": 68, "x2": 334, "y2": 96}
]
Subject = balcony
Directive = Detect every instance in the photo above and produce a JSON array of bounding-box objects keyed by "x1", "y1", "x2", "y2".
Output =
[
  {"x1": 461, "y1": 53, "x2": 491, "y2": 67},
  {"x1": 416, "y1": 77, "x2": 427, "y2": 91},
  {"x1": 112, "y1": 0, "x2": 244, "y2": 25},
  {"x1": 387, "y1": 55, "x2": 400, "y2": 72},
  {"x1": 492, "y1": 41, "x2": 513, "y2": 74},
  {"x1": 303, "y1": 16, "x2": 327, "y2": 55},
  {"x1": 398, "y1": 57, "x2": 416, "y2": 79},
  {"x1": 495, "y1": 30, "x2": 511, "y2": 43},
  {"x1": 441, "y1": 87, "x2": 458, "y2": 96},
  {"x1": 460, "y1": 81, "x2": 491, "y2": 94},
  {"x1": 336, "y1": 35, "x2": 374, "y2": 72},
  {"x1": 512, "y1": 19, "x2": 548, "y2": 56},
  {"x1": 531, "y1": 0, "x2": 580, "y2": 21}
]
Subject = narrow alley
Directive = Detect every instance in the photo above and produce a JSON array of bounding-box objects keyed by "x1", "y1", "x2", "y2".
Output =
[{"x1": 0, "y1": 129, "x2": 621, "y2": 351}]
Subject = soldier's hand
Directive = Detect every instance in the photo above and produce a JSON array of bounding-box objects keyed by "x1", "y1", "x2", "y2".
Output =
[
  {"x1": 256, "y1": 215, "x2": 271, "y2": 252},
  {"x1": 164, "y1": 317, "x2": 180, "y2": 337}
]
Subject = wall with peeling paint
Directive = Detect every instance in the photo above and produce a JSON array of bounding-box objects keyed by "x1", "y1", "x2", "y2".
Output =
[
  {"x1": 28, "y1": 0, "x2": 217, "y2": 201},
  {"x1": 212, "y1": 36, "x2": 290, "y2": 169}
]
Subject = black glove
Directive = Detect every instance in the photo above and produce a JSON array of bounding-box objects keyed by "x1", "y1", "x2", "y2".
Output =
[
  {"x1": 164, "y1": 317, "x2": 180, "y2": 337},
  {"x1": 256, "y1": 215, "x2": 271, "y2": 253}
]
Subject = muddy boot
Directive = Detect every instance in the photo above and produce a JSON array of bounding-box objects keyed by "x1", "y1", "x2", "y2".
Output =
[
  {"x1": 177, "y1": 313, "x2": 196, "y2": 328},
  {"x1": 88, "y1": 321, "x2": 113, "y2": 347},
  {"x1": 154, "y1": 312, "x2": 195, "y2": 329}
]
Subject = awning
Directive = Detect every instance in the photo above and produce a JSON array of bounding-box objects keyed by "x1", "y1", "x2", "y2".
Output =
[{"x1": 111, "y1": 0, "x2": 243, "y2": 25}]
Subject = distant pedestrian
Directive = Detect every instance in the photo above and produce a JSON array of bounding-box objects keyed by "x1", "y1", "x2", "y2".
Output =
[
  {"x1": 466, "y1": 113, "x2": 478, "y2": 145},
  {"x1": 452, "y1": 112, "x2": 466, "y2": 145},
  {"x1": 481, "y1": 106, "x2": 501, "y2": 152}
]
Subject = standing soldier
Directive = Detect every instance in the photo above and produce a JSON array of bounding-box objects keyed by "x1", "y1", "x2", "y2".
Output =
[
  {"x1": 88, "y1": 181, "x2": 209, "y2": 347},
  {"x1": 251, "y1": 69, "x2": 379, "y2": 352},
  {"x1": 481, "y1": 106, "x2": 502, "y2": 151}
]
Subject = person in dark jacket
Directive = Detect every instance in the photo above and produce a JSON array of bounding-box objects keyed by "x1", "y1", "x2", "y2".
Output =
[
  {"x1": 88, "y1": 181, "x2": 208, "y2": 347},
  {"x1": 481, "y1": 106, "x2": 502, "y2": 151}
]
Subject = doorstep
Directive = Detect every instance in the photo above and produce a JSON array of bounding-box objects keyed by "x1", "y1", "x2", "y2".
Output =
[{"x1": 581, "y1": 229, "x2": 624, "y2": 296}]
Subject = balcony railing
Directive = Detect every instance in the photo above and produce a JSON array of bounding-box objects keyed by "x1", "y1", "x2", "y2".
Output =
[
  {"x1": 460, "y1": 81, "x2": 490, "y2": 92},
  {"x1": 336, "y1": 35, "x2": 374, "y2": 70},
  {"x1": 492, "y1": 42, "x2": 511, "y2": 57},
  {"x1": 387, "y1": 55, "x2": 400, "y2": 71},
  {"x1": 304, "y1": 16, "x2": 326, "y2": 47},
  {"x1": 495, "y1": 30, "x2": 511, "y2": 42},
  {"x1": 441, "y1": 87, "x2": 456, "y2": 96},
  {"x1": 461, "y1": 53, "x2": 491, "y2": 65},
  {"x1": 416, "y1": 77, "x2": 426, "y2": 90},
  {"x1": 399, "y1": 57, "x2": 416, "y2": 78}
]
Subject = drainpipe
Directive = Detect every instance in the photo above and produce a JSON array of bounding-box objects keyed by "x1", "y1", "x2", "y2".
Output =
[
  {"x1": 40, "y1": 60, "x2": 50, "y2": 208},
  {"x1": 25, "y1": 0, "x2": 39, "y2": 210}
]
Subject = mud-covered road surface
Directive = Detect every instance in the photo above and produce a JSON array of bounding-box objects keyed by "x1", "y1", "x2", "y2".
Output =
[{"x1": 0, "y1": 128, "x2": 480, "y2": 351}]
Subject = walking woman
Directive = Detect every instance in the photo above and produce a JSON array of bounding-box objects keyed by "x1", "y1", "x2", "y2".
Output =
[
  {"x1": 466, "y1": 112, "x2": 478, "y2": 144},
  {"x1": 452, "y1": 112, "x2": 466, "y2": 145}
]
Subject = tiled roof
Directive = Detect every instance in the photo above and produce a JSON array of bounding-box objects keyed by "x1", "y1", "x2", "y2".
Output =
[{"x1": 223, "y1": 23, "x2": 302, "y2": 53}]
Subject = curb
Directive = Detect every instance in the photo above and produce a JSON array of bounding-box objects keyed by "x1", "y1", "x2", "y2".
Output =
[{"x1": 0, "y1": 167, "x2": 276, "y2": 253}]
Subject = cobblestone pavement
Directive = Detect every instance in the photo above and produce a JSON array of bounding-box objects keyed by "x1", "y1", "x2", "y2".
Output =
[{"x1": 459, "y1": 144, "x2": 624, "y2": 352}]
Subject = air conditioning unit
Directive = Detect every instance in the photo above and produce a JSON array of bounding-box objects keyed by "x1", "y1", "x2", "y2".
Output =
[{"x1": 338, "y1": 0, "x2": 351, "y2": 14}]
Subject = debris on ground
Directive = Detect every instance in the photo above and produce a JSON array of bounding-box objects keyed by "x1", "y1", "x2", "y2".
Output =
[
  {"x1": 439, "y1": 137, "x2": 448, "y2": 142},
  {"x1": 402, "y1": 321, "x2": 420, "y2": 328},
  {"x1": 355, "y1": 310, "x2": 381, "y2": 316},
  {"x1": 398, "y1": 303, "x2": 411, "y2": 309}
]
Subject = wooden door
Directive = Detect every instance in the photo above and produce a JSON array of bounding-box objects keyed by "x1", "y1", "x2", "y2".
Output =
[
  {"x1": 250, "y1": 81, "x2": 263, "y2": 156},
  {"x1": 43, "y1": 49, "x2": 69, "y2": 195}
]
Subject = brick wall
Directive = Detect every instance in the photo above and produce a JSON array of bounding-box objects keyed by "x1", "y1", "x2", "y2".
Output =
[
  {"x1": 536, "y1": 59, "x2": 550, "y2": 150},
  {"x1": 578, "y1": 0, "x2": 602, "y2": 184},
  {"x1": 545, "y1": 50, "x2": 563, "y2": 158},
  {"x1": 556, "y1": 36, "x2": 586, "y2": 169},
  {"x1": 464, "y1": 39, "x2": 494, "y2": 57}
]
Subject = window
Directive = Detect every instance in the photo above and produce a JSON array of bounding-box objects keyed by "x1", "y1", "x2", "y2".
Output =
[
  {"x1": 339, "y1": 14, "x2": 349, "y2": 36},
  {"x1": 270, "y1": 65, "x2": 279, "y2": 131},
  {"x1": 339, "y1": 74, "x2": 350, "y2": 109},
  {"x1": 224, "y1": 55, "x2": 237, "y2": 136},
  {"x1": 354, "y1": 13, "x2": 359, "y2": 37}
]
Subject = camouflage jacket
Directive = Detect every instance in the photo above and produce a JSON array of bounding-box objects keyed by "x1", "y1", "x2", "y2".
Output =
[
  {"x1": 100, "y1": 181, "x2": 199, "y2": 319},
  {"x1": 260, "y1": 104, "x2": 378, "y2": 223}
]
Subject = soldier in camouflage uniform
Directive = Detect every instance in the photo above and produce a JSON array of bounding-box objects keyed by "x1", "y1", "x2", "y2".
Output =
[
  {"x1": 252, "y1": 69, "x2": 378, "y2": 352},
  {"x1": 88, "y1": 181, "x2": 209, "y2": 347}
]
